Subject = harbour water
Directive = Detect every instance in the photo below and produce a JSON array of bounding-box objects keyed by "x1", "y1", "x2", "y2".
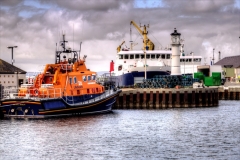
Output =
[{"x1": 0, "y1": 101, "x2": 239, "y2": 160}]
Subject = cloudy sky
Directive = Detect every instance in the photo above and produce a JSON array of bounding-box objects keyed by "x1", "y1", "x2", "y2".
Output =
[{"x1": 0, "y1": 0, "x2": 239, "y2": 72}]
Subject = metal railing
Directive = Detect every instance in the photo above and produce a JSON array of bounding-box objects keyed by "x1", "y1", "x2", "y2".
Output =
[{"x1": 1, "y1": 86, "x2": 119, "y2": 106}]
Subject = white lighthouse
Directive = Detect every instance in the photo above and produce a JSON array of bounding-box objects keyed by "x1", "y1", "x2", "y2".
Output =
[{"x1": 171, "y1": 28, "x2": 181, "y2": 75}]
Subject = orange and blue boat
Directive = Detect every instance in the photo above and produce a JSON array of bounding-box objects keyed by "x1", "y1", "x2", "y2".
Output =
[{"x1": 0, "y1": 35, "x2": 121, "y2": 119}]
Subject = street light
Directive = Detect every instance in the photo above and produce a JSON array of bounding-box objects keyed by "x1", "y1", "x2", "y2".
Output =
[
  {"x1": 190, "y1": 52, "x2": 194, "y2": 76},
  {"x1": 212, "y1": 48, "x2": 215, "y2": 65},
  {"x1": 7, "y1": 46, "x2": 18, "y2": 65},
  {"x1": 15, "y1": 71, "x2": 21, "y2": 88}
]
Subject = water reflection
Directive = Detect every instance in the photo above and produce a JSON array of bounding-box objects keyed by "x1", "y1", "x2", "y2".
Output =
[{"x1": 0, "y1": 101, "x2": 239, "y2": 159}]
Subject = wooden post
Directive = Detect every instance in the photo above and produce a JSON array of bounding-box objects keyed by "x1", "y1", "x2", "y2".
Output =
[
  {"x1": 136, "y1": 92, "x2": 140, "y2": 109},
  {"x1": 199, "y1": 90, "x2": 202, "y2": 107},
  {"x1": 168, "y1": 91, "x2": 172, "y2": 108},
  {"x1": 162, "y1": 91, "x2": 166, "y2": 108},
  {"x1": 123, "y1": 94, "x2": 126, "y2": 109},
  {"x1": 149, "y1": 91, "x2": 153, "y2": 109},
  {"x1": 129, "y1": 93, "x2": 133, "y2": 109},
  {"x1": 175, "y1": 91, "x2": 180, "y2": 108},
  {"x1": 184, "y1": 91, "x2": 188, "y2": 107},
  {"x1": 205, "y1": 90, "x2": 209, "y2": 107},
  {"x1": 156, "y1": 91, "x2": 160, "y2": 109},
  {"x1": 142, "y1": 91, "x2": 147, "y2": 109},
  {"x1": 209, "y1": 90, "x2": 213, "y2": 107},
  {"x1": 191, "y1": 91, "x2": 196, "y2": 107}
]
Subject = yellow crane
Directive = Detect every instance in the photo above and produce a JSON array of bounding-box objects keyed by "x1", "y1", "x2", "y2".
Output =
[
  {"x1": 130, "y1": 21, "x2": 155, "y2": 50},
  {"x1": 117, "y1": 40, "x2": 125, "y2": 53}
]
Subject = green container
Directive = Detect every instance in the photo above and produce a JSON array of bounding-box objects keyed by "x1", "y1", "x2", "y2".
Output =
[
  {"x1": 212, "y1": 72, "x2": 221, "y2": 86},
  {"x1": 194, "y1": 72, "x2": 205, "y2": 82},
  {"x1": 204, "y1": 77, "x2": 213, "y2": 86}
]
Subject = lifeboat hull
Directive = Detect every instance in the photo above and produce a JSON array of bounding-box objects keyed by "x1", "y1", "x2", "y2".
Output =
[{"x1": 0, "y1": 90, "x2": 121, "y2": 119}]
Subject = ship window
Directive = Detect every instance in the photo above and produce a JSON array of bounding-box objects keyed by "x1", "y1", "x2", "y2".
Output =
[
  {"x1": 87, "y1": 89, "x2": 89, "y2": 94},
  {"x1": 96, "y1": 88, "x2": 98, "y2": 92},
  {"x1": 161, "y1": 54, "x2": 165, "y2": 59},
  {"x1": 167, "y1": 54, "x2": 171, "y2": 59},
  {"x1": 77, "y1": 90, "x2": 80, "y2": 94},
  {"x1": 88, "y1": 76, "x2": 91, "y2": 81},
  {"x1": 156, "y1": 54, "x2": 160, "y2": 58},
  {"x1": 118, "y1": 65, "x2": 122, "y2": 71},
  {"x1": 92, "y1": 75, "x2": 96, "y2": 80},
  {"x1": 83, "y1": 76, "x2": 86, "y2": 82},
  {"x1": 74, "y1": 77, "x2": 77, "y2": 84},
  {"x1": 119, "y1": 55, "x2": 123, "y2": 59},
  {"x1": 186, "y1": 59, "x2": 189, "y2": 62},
  {"x1": 135, "y1": 54, "x2": 140, "y2": 59},
  {"x1": 194, "y1": 58, "x2": 201, "y2": 62},
  {"x1": 151, "y1": 54, "x2": 155, "y2": 59},
  {"x1": 180, "y1": 59, "x2": 183, "y2": 62},
  {"x1": 130, "y1": 54, "x2": 134, "y2": 59},
  {"x1": 69, "y1": 77, "x2": 72, "y2": 84},
  {"x1": 124, "y1": 55, "x2": 129, "y2": 59},
  {"x1": 146, "y1": 55, "x2": 150, "y2": 59},
  {"x1": 140, "y1": 54, "x2": 144, "y2": 59}
]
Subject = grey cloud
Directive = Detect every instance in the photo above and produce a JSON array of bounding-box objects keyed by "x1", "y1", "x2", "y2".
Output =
[{"x1": 0, "y1": 0, "x2": 239, "y2": 72}]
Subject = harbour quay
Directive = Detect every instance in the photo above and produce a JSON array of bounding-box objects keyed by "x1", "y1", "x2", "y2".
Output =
[
  {"x1": 218, "y1": 86, "x2": 240, "y2": 100},
  {"x1": 114, "y1": 87, "x2": 219, "y2": 109}
]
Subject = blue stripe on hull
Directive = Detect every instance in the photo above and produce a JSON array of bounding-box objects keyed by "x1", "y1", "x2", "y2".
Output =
[{"x1": 1, "y1": 92, "x2": 119, "y2": 118}]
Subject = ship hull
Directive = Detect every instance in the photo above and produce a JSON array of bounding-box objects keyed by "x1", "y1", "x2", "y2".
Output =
[
  {"x1": 0, "y1": 90, "x2": 121, "y2": 119},
  {"x1": 113, "y1": 71, "x2": 170, "y2": 87}
]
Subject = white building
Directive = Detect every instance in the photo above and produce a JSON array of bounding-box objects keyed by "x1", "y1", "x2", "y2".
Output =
[{"x1": 0, "y1": 59, "x2": 26, "y2": 88}]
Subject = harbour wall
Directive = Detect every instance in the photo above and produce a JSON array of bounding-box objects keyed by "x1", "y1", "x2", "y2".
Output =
[{"x1": 113, "y1": 86, "x2": 240, "y2": 109}]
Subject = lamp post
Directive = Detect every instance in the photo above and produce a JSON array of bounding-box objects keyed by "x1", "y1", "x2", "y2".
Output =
[
  {"x1": 15, "y1": 71, "x2": 21, "y2": 88},
  {"x1": 190, "y1": 52, "x2": 194, "y2": 76},
  {"x1": 7, "y1": 46, "x2": 18, "y2": 65},
  {"x1": 212, "y1": 48, "x2": 215, "y2": 65}
]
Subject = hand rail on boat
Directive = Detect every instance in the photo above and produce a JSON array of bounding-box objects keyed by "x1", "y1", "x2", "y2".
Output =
[
  {"x1": 60, "y1": 88, "x2": 118, "y2": 106},
  {"x1": 1, "y1": 86, "x2": 120, "y2": 106}
]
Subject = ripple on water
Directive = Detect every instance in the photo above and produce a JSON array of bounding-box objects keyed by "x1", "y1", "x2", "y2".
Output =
[{"x1": 0, "y1": 100, "x2": 240, "y2": 160}]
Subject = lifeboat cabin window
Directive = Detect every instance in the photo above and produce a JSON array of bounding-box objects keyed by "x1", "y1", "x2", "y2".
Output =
[
  {"x1": 124, "y1": 55, "x2": 129, "y2": 59},
  {"x1": 74, "y1": 77, "x2": 77, "y2": 84},
  {"x1": 167, "y1": 54, "x2": 171, "y2": 59},
  {"x1": 119, "y1": 55, "x2": 123, "y2": 59},
  {"x1": 146, "y1": 55, "x2": 150, "y2": 59},
  {"x1": 88, "y1": 76, "x2": 91, "y2": 81},
  {"x1": 140, "y1": 54, "x2": 144, "y2": 59},
  {"x1": 156, "y1": 54, "x2": 160, "y2": 59},
  {"x1": 92, "y1": 75, "x2": 96, "y2": 81},
  {"x1": 189, "y1": 59, "x2": 192, "y2": 62},
  {"x1": 83, "y1": 76, "x2": 86, "y2": 82},
  {"x1": 130, "y1": 54, "x2": 134, "y2": 59},
  {"x1": 161, "y1": 54, "x2": 165, "y2": 59},
  {"x1": 151, "y1": 54, "x2": 155, "y2": 59},
  {"x1": 69, "y1": 77, "x2": 72, "y2": 84},
  {"x1": 135, "y1": 54, "x2": 140, "y2": 59}
]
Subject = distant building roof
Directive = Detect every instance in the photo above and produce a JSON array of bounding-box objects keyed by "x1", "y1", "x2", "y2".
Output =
[
  {"x1": 214, "y1": 55, "x2": 240, "y2": 68},
  {"x1": 0, "y1": 59, "x2": 26, "y2": 74}
]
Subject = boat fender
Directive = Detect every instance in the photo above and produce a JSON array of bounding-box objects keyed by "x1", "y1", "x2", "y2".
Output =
[
  {"x1": 31, "y1": 109, "x2": 34, "y2": 115},
  {"x1": 34, "y1": 89, "x2": 39, "y2": 96},
  {"x1": 24, "y1": 109, "x2": 28, "y2": 114}
]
